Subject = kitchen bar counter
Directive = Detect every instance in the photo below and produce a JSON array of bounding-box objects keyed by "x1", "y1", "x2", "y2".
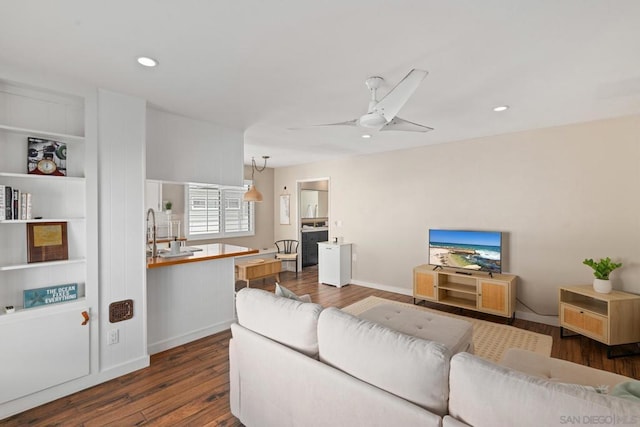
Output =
[
  {"x1": 146, "y1": 243, "x2": 258, "y2": 355},
  {"x1": 146, "y1": 243, "x2": 258, "y2": 269}
]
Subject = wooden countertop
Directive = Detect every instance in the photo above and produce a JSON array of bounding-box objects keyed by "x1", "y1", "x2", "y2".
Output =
[{"x1": 147, "y1": 243, "x2": 259, "y2": 269}]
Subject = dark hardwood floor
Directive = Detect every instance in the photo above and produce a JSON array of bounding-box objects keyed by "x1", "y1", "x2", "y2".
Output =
[{"x1": 3, "y1": 266, "x2": 639, "y2": 426}]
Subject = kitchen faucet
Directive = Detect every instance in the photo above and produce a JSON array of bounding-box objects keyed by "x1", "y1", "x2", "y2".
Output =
[{"x1": 146, "y1": 208, "x2": 157, "y2": 258}]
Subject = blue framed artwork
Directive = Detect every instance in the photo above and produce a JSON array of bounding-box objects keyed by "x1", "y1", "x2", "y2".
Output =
[{"x1": 23, "y1": 283, "x2": 78, "y2": 309}]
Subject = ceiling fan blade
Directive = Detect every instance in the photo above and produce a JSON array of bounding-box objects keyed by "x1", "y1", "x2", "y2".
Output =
[
  {"x1": 374, "y1": 69, "x2": 428, "y2": 122},
  {"x1": 313, "y1": 119, "x2": 359, "y2": 127},
  {"x1": 380, "y1": 117, "x2": 433, "y2": 133}
]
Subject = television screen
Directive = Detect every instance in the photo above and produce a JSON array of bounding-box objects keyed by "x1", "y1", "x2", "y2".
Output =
[{"x1": 429, "y1": 229, "x2": 502, "y2": 273}]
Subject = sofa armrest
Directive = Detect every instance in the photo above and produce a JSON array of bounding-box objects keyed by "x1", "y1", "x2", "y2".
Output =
[{"x1": 500, "y1": 348, "x2": 632, "y2": 390}]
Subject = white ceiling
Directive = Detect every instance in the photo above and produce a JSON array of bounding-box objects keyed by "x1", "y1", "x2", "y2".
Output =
[{"x1": 1, "y1": 1, "x2": 640, "y2": 167}]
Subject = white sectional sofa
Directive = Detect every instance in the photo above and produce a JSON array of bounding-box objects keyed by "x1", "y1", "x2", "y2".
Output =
[{"x1": 229, "y1": 288, "x2": 640, "y2": 427}]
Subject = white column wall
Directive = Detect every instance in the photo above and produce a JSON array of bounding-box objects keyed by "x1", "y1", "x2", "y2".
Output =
[{"x1": 98, "y1": 89, "x2": 149, "y2": 371}]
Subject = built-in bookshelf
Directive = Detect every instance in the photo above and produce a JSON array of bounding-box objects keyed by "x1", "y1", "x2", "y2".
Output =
[{"x1": 0, "y1": 78, "x2": 91, "y2": 405}]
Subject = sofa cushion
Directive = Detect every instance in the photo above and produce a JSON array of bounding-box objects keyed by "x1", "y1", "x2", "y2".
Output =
[
  {"x1": 235, "y1": 288, "x2": 323, "y2": 357},
  {"x1": 500, "y1": 348, "x2": 632, "y2": 390},
  {"x1": 317, "y1": 307, "x2": 451, "y2": 416},
  {"x1": 230, "y1": 323, "x2": 443, "y2": 427},
  {"x1": 449, "y1": 352, "x2": 640, "y2": 427}
]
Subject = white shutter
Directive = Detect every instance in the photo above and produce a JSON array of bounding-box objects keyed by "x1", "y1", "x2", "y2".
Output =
[
  {"x1": 187, "y1": 185, "x2": 221, "y2": 236},
  {"x1": 187, "y1": 183, "x2": 254, "y2": 240}
]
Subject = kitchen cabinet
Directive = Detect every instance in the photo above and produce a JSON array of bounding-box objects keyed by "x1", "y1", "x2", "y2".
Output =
[{"x1": 301, "y1": 230, "x2": 328, "y2": 267}]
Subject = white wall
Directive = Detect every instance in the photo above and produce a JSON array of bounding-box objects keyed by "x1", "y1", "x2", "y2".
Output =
[
  {"x1": 144, "y1": 107, "x2": 274, "y2": 250},
  {"x1": 97, "y1": 89, "x2": 149, "y2": 371},
  {"x1": 274, "y1": 115, "x2": 640, "y2": 320},
  {"x1": 146, "y1": 108, "x2": 243, "y2": 186}
]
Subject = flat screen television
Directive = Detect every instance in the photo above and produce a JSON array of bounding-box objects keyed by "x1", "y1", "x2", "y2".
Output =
[{"x1": 429, "y1": 229, "x2": 502, "y2": 273}]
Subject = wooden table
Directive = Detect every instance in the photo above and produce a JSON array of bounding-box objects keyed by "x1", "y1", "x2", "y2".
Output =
[{"x1": 235, "y1": 258, "x2": 282, "y2": 287}]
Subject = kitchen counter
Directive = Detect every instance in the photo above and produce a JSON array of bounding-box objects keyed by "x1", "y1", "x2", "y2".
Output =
[
  {"x1": 146, "y1": 243, "x2": 258, "y2": 354},
  {"x1": 301, "y1": 227, "x2": 329, "y2": 232},
  {"x1": 147, "y1": 243, "x2": 258, "y2": 269}
]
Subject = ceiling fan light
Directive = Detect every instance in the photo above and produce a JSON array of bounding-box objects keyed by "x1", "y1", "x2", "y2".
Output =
[
  {"x1": 244, "y1": 185, "x2": 263, "y2": 202},
  {"x1": 359, "y1": 112, "x2": 387, "y2": 128}
]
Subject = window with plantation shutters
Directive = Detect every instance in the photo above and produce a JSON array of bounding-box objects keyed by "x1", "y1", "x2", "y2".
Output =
[
  {"x1": 186, "y1": 183, "x2": 254, "y2": 240},
  {"x1": 222, "y1": 187, "x2": 253, "y2": 235}
]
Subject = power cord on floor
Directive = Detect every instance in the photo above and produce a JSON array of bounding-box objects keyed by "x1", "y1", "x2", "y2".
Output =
[{"x1": 516, "y1": 297, "x2": 557, "y2": 317}]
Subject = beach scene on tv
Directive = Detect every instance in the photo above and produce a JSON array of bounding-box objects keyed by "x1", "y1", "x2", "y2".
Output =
[{"x1": 429, "y1": 229, "x2": 502, "y2": 273}]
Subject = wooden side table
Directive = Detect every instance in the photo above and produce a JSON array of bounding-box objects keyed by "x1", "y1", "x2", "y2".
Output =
[
  {"x1": 559, "y1": 284, "x2": 640, "y2": 358},
  {"x1": 235, "y1": 259, "x2": 282, "y2": 288}
]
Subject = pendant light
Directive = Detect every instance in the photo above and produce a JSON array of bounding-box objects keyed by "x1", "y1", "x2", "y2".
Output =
[{"x1": 244, "y1": 156, "x2": 270, "y2": 202}]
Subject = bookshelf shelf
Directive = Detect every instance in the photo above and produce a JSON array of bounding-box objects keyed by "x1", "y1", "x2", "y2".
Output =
[
  {"x1": 0, "y1": 172, "x2": 85, "y2": 181},
  {"x1": 0, "y1": 258, "x2": 85, "y2": 271},
  {"x1": 0, "y1": 217, "x2": 85, "y2": 224},
  {"x1": 0, "y1": 123, "x2": 84, "y2": 142},
  {"x1": 0, "y1": 297, "x2": 87, "y2": 321}
]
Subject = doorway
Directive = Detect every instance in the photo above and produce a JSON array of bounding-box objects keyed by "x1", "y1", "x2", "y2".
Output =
[{"x1": 297, "y1": 178, "x2": 329, "y2": 270}]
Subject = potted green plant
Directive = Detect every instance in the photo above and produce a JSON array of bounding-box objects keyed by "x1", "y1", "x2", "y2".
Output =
[
  {"x1": 582, "y1": 257, "x2": 622, "y2": 294},
  {"x1": 164, "y1": 201, "x2": 172, "y2": 215}
]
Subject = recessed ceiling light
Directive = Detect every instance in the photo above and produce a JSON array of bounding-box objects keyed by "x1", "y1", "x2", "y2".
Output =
[
  {"x1": 361, "y1": 134, "x2": 371, "y2": 139},
  {"x1": 137, "y1": 56, "x2": 158, "y2": 67},
  {"x1": 493, "y1": 105, "x2": 509, "y2": 112}
]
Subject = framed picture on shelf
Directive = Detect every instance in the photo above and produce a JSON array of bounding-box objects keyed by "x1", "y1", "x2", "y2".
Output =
[
  {"x1": 26, "y1": 221, "x2": 68, "y2": 263},
  {"x1": 23, "y1": 283, "x2": 78, "y2": 309},
  {"x1": 27, "y1": 137, "x2": 67, "y2": 176}
]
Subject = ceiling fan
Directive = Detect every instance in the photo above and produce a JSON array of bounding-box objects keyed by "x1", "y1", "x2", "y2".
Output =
[{"x1": 318, "y1": 68, "x2": 433, "y2": 133}]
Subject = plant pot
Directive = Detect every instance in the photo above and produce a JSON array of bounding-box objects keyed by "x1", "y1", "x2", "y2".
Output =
[{"x1": 593, "y1": 278, "x2": 612, "y2": 294}]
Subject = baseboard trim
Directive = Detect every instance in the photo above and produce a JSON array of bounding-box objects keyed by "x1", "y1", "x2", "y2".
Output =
[
  {"x1": 147, "y1": 321, "x2": 233, "y2": 355},
  {"x1": 97, "y1": 356, "x2": 151, "y2": 381},
  {"x1": 0, "y1": 356, "x2": 150, "y2": 420},
  {"x1": 515, "y1": 310, "x2": 559, "y2": 326},
  {"x1": 349, "y1": 279, "x2": 412, "y2": 297}
]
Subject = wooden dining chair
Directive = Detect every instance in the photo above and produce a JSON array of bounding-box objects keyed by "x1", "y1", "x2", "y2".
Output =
[{"x1": 274, "y1": 239, "x2": 299, "y2": 277}]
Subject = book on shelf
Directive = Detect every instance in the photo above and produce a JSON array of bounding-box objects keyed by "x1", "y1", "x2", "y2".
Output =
[
  {"x1": 0, "y1": 185, "x2": 5, "y2": 220},
  {"x1": 4, "y1": 186, "x2": 11, "y2": 220},
  {"x1": 0, "y1": 186, "x2": 32, "y2": 220},
  {"x1": 20, "y1": 192, "x2": 32, "y2": 220},
  {"x1": 12, "y1": 189, "x2": 18, "y2": 220}
]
